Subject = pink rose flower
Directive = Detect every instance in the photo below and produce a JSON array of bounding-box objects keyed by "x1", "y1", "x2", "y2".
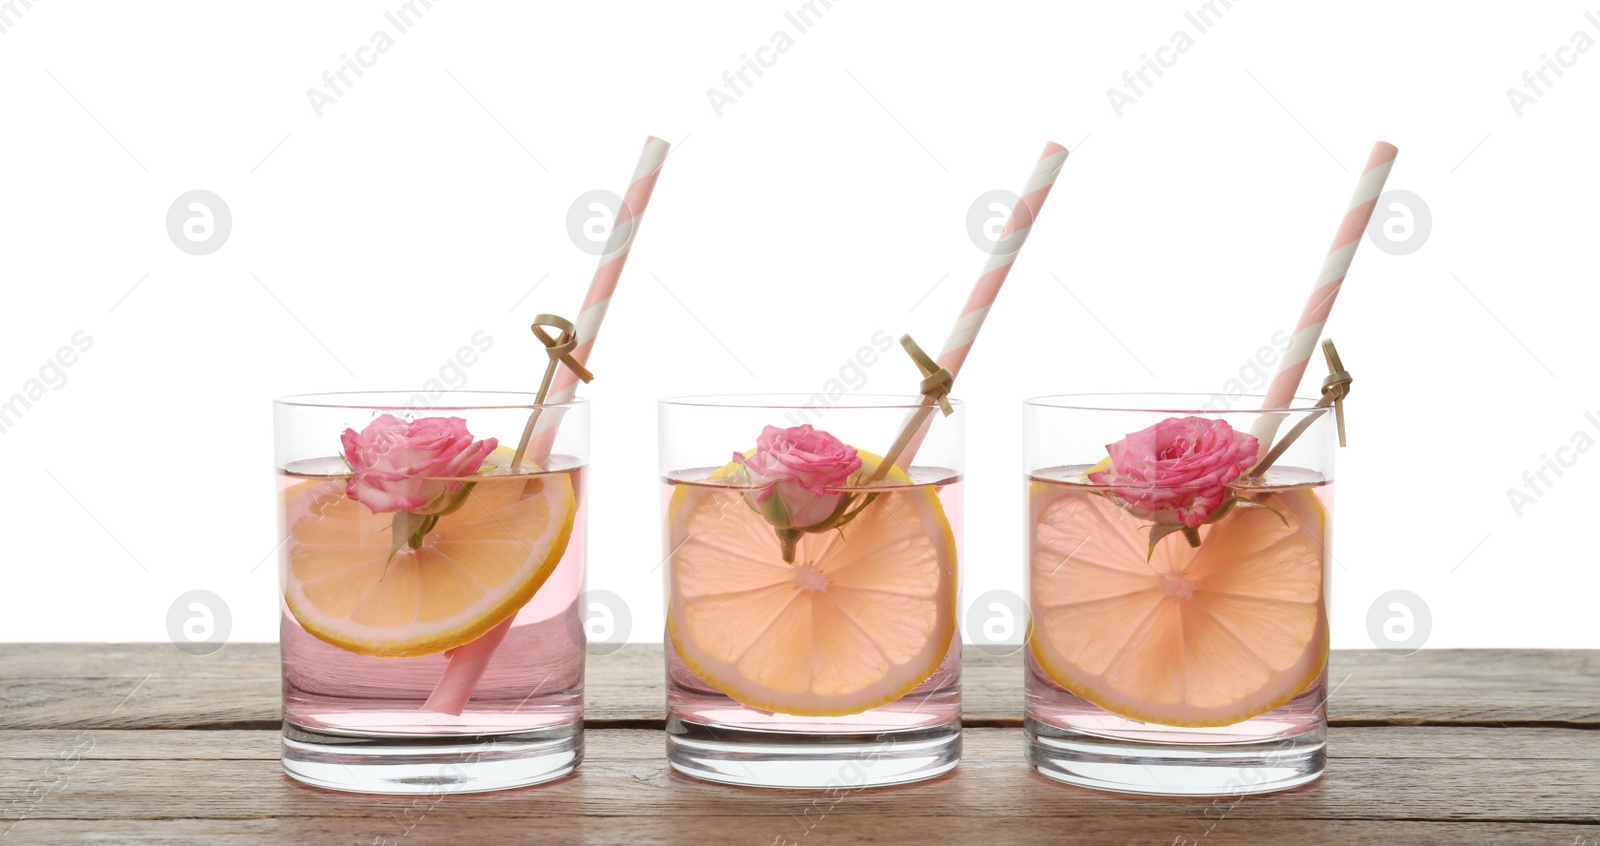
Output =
[
  {"x1": 1088, "y1": 416, "x2": 1258, "y2": 528},
  {"x1": 732, "y1": 424, "x2": 863, "y2": 530},
  {"x1": 340, "y1": 414, "x2": 497, "y2": 515}
]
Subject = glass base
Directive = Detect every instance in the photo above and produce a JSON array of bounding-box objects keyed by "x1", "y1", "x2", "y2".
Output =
[
  {"x1": 1024, "y1": 716, "x2": 1324, "y2": 797},
  {"x1": 281, "y1": 722, "x2": 581, "y2": 795},
  {"x1": 665, "y1": 716, "x2": 961, "y2": 789}
]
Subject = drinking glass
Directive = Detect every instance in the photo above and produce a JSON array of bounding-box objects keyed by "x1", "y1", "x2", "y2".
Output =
[
  {"x1": 1023, "y1": 393, "x2": 1335, "y2": 796},
  {"x1": 658, "y1": 394, "x2": 964, "y2": 788},
  {"x1": 274, "y1": 391, "x2": 587, "y2": 793}
]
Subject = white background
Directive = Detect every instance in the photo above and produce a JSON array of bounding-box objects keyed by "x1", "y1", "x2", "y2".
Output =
[{"x1": 1, "y1": 0, "x2": 1594, "y2": 650}]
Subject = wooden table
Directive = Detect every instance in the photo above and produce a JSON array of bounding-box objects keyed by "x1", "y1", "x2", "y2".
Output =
[{"x1": 2, "y1": 645, "x2": 1595, "y2": 844}]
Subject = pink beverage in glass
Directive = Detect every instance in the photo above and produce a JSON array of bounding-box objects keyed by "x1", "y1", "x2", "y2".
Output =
[
  {"x1": 274, "y1": 392, "x2": 588, "y2": 794},
  {"x1": 1023, "y1": 395, "x2": 1335, "y2": 796},
  {"x1": 658, "y1": 396, "x2": 965, "y2": 789}
]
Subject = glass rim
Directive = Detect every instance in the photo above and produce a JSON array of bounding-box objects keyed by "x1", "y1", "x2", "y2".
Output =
[
  {"x1": 658, "y1": 393, "x2": 965, "y2": 411},
  {"x1": 273, "y1": 390, "x2": 589, "y2": 412},
  {"x1": 1024, "y1": 392, "x2": 1326, "y2": 414}
]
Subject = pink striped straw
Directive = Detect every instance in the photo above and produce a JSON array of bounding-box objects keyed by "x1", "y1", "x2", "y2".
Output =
[
  {"x1": 896, "y1": 141, "x2": 1069, "y2": 467},
  {"x1": 1249, "y1": 141, "x2": 1397, "y2": 456},
  {"x1": 425, "y1": 136, "x2": 672, "y2": 715},
  {"x1": 939, "y1": 142, "x2": 1069, "y2": 379},
  {"x1": 546, "y1": 136, "x2": 672, "y2": 407},
  {"x1": 521, "y1": 135, "x2": 673, "y2": 460}
]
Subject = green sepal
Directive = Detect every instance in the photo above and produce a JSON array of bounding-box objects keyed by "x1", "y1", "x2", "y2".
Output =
[
  {"x1": 387, "y1": 511, "x2": 435, "y2": 567},
  {"x1": 1140, "y1": 493, "x2": 1287, "y2": 558},
  {"x1": 428, "y1": 482, "x2": 478, "y2": 519},
  {"x1": 1146, "y1": 523, "x2": 1186, "y2": 560},
  {"x1": 776, "y1": 528, "x2": 802, "y2": 564}
]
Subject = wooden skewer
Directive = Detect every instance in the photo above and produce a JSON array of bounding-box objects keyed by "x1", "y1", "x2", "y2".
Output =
[
  {"x1": 510, "y1": 314, "x2": 593, "y2": 472},
  {"x1": 1248, "y1": 339, "x2": 1351, "y2": 478},
  {"x1": 866, "y1": 335, "x2": 955, "y2": 484}
]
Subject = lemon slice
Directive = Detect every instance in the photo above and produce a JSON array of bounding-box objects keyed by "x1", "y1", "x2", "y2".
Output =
[
  {"x1": 665, "y1": 451, "x2": 956, "y2": 717},
  {"x1": 1028, "y1": 481, "x2": 1328, "y2": 727},
  {"x1": 283, "y1": 450, "x2": 575, "y2": 658}
]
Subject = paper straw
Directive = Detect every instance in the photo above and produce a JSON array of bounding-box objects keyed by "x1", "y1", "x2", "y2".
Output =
[
  {"x1": 548, "y1": 136, "x2": 672, "y2": 406},
  {"x1": 425, "y1": 136, "x2": 671, "y2": 715},
  {"x1": 895, "y1": 141, "x2": 1069, "y2": 468},
  {"x1": 1249, "y1": 141, "x2": 1397, "y2": 457}
]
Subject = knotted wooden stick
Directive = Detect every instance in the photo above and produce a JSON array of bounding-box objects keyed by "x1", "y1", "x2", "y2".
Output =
[
  {"x1": 1249, "y1": 339, "x2": 1351, "y2": 478},
  {"x1": 510, "y1": 314, "x2": 593, "y2": 471},
  {"x1": 866, "y1": 335, "x2": 955, "y2": 484}
]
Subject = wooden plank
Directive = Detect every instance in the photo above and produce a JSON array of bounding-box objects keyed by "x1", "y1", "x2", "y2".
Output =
[
  {"x1": 3, "y1": 725, "x2": 1598, "y2": 761},
  {"x1": 6, "y1": 818, "x2": 1597, "y2": 846},
  {"x1": 2, "y1": 644, "x2": 1596, "y2": 730},
  {"x1": 3, "y1": 646, "x2": 1592, "y2": 843},
  {"x1": 1, "y1": 728, "x2": 1596, "y2": 825}
]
